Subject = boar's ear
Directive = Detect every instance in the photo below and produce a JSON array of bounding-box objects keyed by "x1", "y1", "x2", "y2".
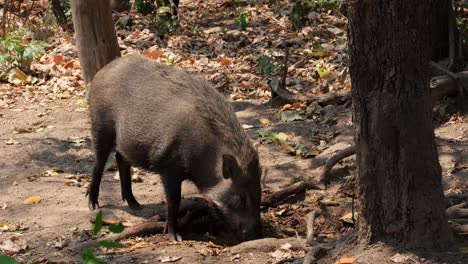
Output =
[{"x1": 222, "y1": 154, "x2": 242, "y2": 180}]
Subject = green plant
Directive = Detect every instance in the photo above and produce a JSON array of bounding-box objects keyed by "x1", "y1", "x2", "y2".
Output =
[
  {"x1": 232, "y1": 0, "x2": 249, "y2": 31},
  {"x1": 0, "y1": 255, "x2": 18, "y2": 264},
  {"x1": 0, "y1": 29, "x2": 48, "y2": 78},
  {"x1": 135, "y1": 0, "x2": 156, "y2": 15},
  {"x1": 257, "y1": 55, "x2": 276, "y2": 77},
  {"x1": 58, "y1": 0, "x2": 72, "y2": 23},
  {"x1": 456, "y1": 17, "x2": 468, "y2": 45},
  {"x1": 82, "y1": 211, "x2": 125, "y2": 264}
]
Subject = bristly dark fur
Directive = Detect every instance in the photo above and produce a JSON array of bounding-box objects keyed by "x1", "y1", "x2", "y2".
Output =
[{"x1": 87, "y1": 54, "x2": 262, "y2": 241}]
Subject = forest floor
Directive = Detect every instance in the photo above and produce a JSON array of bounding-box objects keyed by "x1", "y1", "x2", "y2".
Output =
[{"x1": 1, "y1": 0, "x2": 467, "y2": 263}]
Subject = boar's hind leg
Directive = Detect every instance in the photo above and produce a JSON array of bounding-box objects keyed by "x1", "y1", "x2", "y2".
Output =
[
  {"x1": 87, "y1": 140, "x2": 113, "y2": 211},
  {"x1": 162, "y1": 169, "x2": 183, "y2": 241},
  {"x1": 116, "y1": 152, "x2": 142, "y2": 210}
]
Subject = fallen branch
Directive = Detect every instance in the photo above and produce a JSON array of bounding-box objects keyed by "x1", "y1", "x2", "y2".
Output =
[
  {"x1": 430, "y1": 71, "x2": 468, "y2": 104},
  {"x1": 228, "y1": 237, "x2": 306, "y2": 254},
  {"x1": 104, "y1": 216, "x2": 164, "y2": 242},
  {"x1": 261, "y1": 181, "x2": 323, "y2": 207},
  {"x1": 318, "y1": 145, "x2": 356, "y2": 184},
  {"x1": 269, "y1": 76, "x2": 351, "y2": 106},
  {"x1": 101, "y1": 197, "x2": 221, "y2": 241},
  {"x1": 445, "y1": 192, "x2": 468, "y2": 200}
]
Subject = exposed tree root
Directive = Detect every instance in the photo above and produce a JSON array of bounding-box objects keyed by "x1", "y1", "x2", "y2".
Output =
[
  {"x1": 228, "y1": 237, "x2": 306, "y2": 254},
  {"x1": 302, "y1": 245, "x2": 328, "y2": 264},
  {"x1": 100, "y1": 197, "x2": 220, "y2": 241},
  {"x1": 269, "y1": 78, "x2": 351, "y2": 106},
  {"x1": 449, "y1": 220, "x2": 468, "y2": 234},
  {"x1": 317, "y1": 145, "x2": 356, "y2": 184},
  {"x1": 104, "y1": 216, "x2": 164, "y2": 242},
  {"x1": 261, "y1": 181, "x2": 324, "y2": 207}
]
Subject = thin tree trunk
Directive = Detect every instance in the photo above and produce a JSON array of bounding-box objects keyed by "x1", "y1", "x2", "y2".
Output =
[
  {"x1": 348, "y1": 0, "x2": 453, "y2": 249},
  {"x1": 50, "y1": 0, "x2": 68, "y2": 26},
  {"x1": 70, "y1": 0, "x2": 120, "y2": 84}
]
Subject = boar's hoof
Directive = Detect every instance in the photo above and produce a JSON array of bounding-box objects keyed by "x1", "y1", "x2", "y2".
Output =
[
  {"x1": 167, "y1": 232, "x2": 183, "y2": 242},
  {"x1": 88, "y1": 199, "x2": 99, "y2": 211},
  {"x1": 127, "y1": 200, "x2": 143, "y2": 210}
]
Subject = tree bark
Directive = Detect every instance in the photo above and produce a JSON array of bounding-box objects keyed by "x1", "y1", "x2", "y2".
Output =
[
  {"x1": 348, "y1": 0, "x2": 453, "y2": 249},
  {"x1": 70, "y1": 0, "x2": 120, "y2": 84}
]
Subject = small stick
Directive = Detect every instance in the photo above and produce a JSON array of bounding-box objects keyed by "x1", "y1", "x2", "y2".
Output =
[{"x1": 305, "y1": 211, "x2": 316, "y2": 246}]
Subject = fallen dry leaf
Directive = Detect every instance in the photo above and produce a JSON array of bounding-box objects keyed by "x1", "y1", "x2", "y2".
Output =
[
  {"x1": 0, "y1": 236, "x2": 27, "y2": 254},
  {"x1": 143, "y1": 49, "x2": 165, "y2": 60},
  {"x1": 159, "y1": 256, "x2": 182, "y2": 262},
  {"x1": 23, "y1": 196, "x2": 42, "y2": 204},
  {"x1": 5, "y1": 138, "x2": 20, "y2": 145},
  {"x1": 217, "y1": 57, "x2": 231, "y2": 66},
  {"x1": 53, "y1": 55, "x2": 63, "y2": 65},
  {"x1": 0, "y1": 220, "x2": 9, "y2": 231},
  {"x1": 259, "y1": 118, "x2": 270, "y2": 126},
  {"x1": 230, "y1": 254, "x2": 240, "y2": 261},
  {"x1": 46, "y1": 167, "x2": 64, "y2": 176},
  {"x1": 390, "y1": 253, "x2": 411, "y2": 263},
  {"x1": 336, "y1": 256, "x2": 356, "y2": 264}
]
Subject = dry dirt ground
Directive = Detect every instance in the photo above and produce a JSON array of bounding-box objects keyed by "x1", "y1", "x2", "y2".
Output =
[
  {"x1": 0, "y1": 95, "x2": 467, "y2": 264},
  {"x1": 1, "y1": 0, "x2": 468, "y2": 263}
]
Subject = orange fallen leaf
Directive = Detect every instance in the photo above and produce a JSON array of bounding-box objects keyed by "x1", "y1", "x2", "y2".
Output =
[
  {"x1": 53, "y1": 55, "x2": 63, "y2": 65},
  {"x1": 345, "y1": 82, "x2": 352, "y2": 89},
  {"x1": 64, "y1": 60, "x2": 77, "y2": 69},
  {"x1": 143, "y1": 49, "x2": 165, "y2": 60},
  {"x1": 217, "y1": 57, "x2": 231, "y2": 66},
  {"x1": 281, "y1": 104, "x2": 292, "y2": 111},
  {"x1": 23, "y1": 196, "x2": 41, "y2": 204},
  {"x1": 239, "y1": 81, "x2": 247, "y2": 88},
  {"x1": 336, "y1": 256, "x2": 356, "y2": 264}
]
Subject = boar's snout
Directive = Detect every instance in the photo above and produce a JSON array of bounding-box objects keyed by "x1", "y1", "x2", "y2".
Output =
[{"x1": 236, "y1": 218, "x2": 262, "y2": 241}]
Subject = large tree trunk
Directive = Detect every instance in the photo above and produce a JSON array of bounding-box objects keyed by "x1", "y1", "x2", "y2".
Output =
[
  {"x1": 348, "y1": 1, "x2": 453, "y2": 249},
  {"x1": 70, "y1": 0, "x2": 120, "y2": 84}
]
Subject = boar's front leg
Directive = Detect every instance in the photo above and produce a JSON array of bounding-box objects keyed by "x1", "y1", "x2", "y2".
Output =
[
  {"x1": 116, "y1": 152, "x2": 142, "y2": 210},
  {"x1": 161, "y1": 169, "x2": 183, "y2": 241}
]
